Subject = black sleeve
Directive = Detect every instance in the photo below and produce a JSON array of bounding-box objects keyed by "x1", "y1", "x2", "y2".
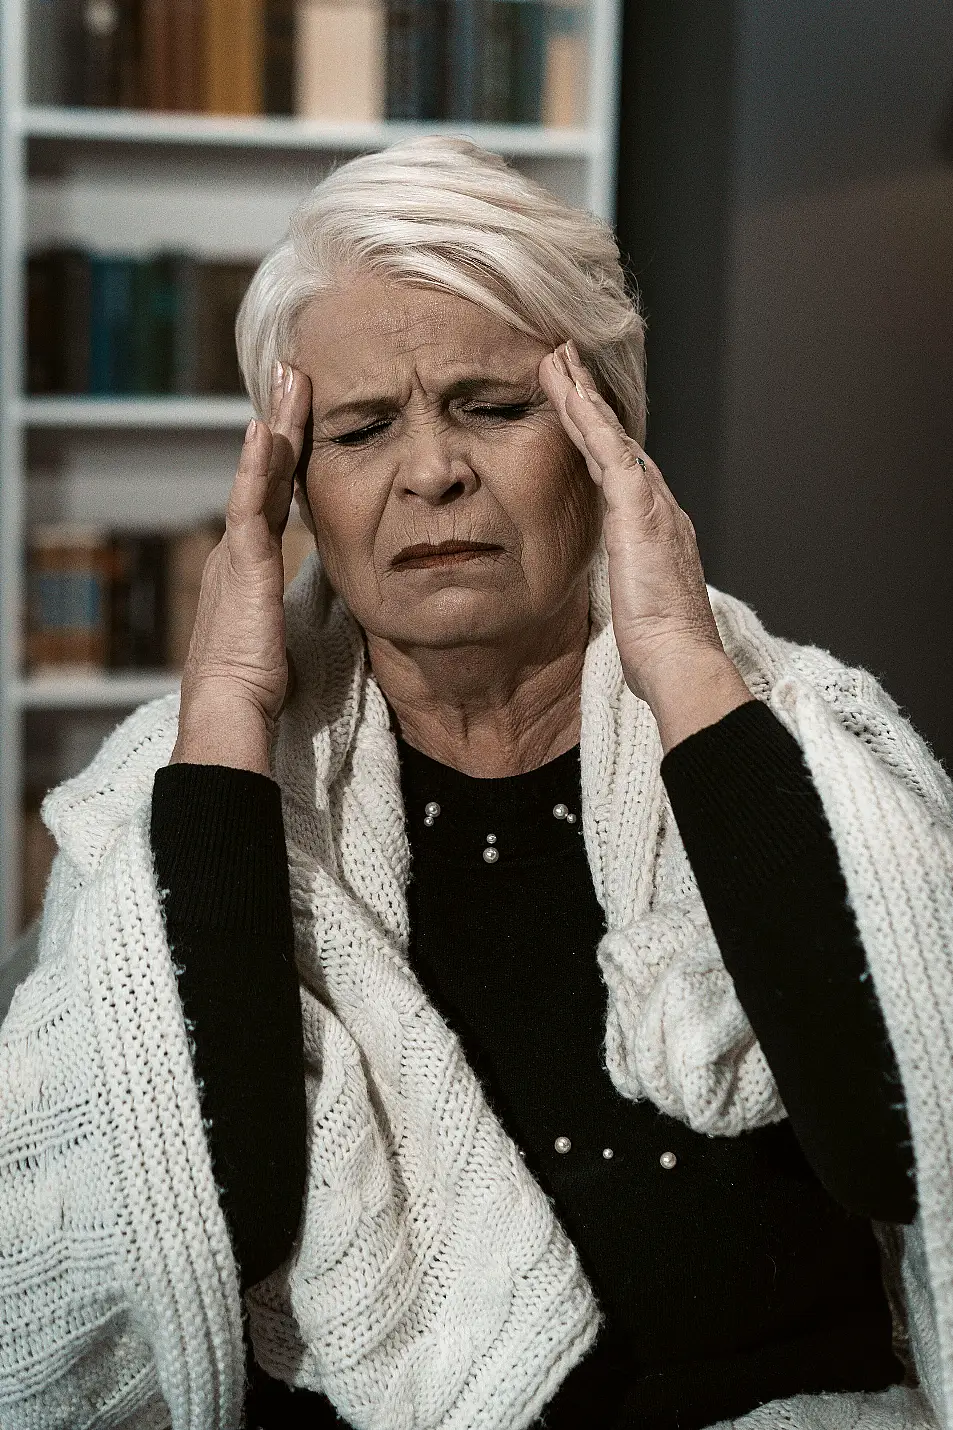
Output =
[
  {"x1": 150, "y1": 764, "x2": 308, "y2": 1294},
  {"x1": 660, "y1": 698, "x2": 917, "y2": 1224}
]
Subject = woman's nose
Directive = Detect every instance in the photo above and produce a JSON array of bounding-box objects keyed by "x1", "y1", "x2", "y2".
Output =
[{"x1": 398, "y1": 431, "x2": 475, "y2": 504}]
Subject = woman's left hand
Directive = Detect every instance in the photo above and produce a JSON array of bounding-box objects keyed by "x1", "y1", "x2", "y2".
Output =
[{"x1": 540, "y1": 341, "x2": 754, "y2": 749}]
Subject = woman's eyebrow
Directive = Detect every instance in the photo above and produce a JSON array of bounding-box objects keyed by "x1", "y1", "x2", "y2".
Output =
[{"x1": 319, "y1": 377, "x2": 534, "y2": 425}]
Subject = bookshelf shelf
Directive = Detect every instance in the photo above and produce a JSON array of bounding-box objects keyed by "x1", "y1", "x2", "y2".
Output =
[
  {"x1": 15, "y1": 673, "x2": 180, "y2": 711},
  {"x1": 0, "y1": 0, "x2": 624, "y2": 954},
  {"x1": 20, "y1": 107, "x2": 596, "y2": 160},
  {"x1": 20, "y1": 397, "x2": 254, "y2": 429}
]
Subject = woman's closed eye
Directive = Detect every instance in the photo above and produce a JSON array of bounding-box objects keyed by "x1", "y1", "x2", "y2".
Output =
[{"x1": 331, "y1": 402, "x2": 534, "y2": 446}]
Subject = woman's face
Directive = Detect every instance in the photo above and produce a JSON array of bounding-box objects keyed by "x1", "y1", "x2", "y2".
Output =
[{"x1": 294, "y1": 274, "x2": 603, "y2": 653}]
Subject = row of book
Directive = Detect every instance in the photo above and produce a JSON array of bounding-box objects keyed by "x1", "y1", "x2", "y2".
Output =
[
  {"x1": 27, "y1": 251, "x2": 258, "y2": 395},
  {"x1": 29, "y1": 0, "x2": 587, "y2": 126},
  {"x1": 25, "y1": 517, "x2": 314, "y2": 671}
]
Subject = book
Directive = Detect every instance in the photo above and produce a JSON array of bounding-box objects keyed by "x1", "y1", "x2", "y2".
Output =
[
  {"x1": 294, "y1": 1, "x2": 386, "y2": 122},
  {"x1": 186, "y1": 259, "x2": 260, "y2": 394},
  {"x1": 264, "y1": 0, "x2": 296, "y2": 113},
  {"x1": 66, "y1": 0, "x2": 141, "y2": 108},
  {"x1": 385, "y1": 0, "x2": 446, "y2": 120},
  {"x1": 474, "y1": 1, "x2": 547, "y2": 124},
  {"x1": 445, "y1": 0, "x2": 478, "y2": 121},
  {"x1": 140, "y1": 0, "x2": 174, "y2": 109},
  {"x1": 26, "y1": 525, "x2": 113, "y2": 672},
  {"x1": 27, "y1": 248, "x2": 254, "y2": 396},
  {"x1": 109, "y1": 533, "x2": 168, "y2": 667},
  {"x1": 541, "y1": 3, "x2": 586, "y2": 128},
  {"x1": 170, "y1": 0, "x2": 204, "y2": 109},
  {"x1": 131, "y1": 255, "x2": 181, "y2": 393},
  {"x1": 89, "y1": 255, "x2": 138, "y2": 395},
  {"x1": 203, "y1": 0, "x2": 265, "y2": 114},
  {"x1": 26, "y1": 249, "x2": 92, "y2": 395}
]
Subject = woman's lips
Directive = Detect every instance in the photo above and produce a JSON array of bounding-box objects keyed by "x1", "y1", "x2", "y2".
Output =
[{"x1": 394, "y1": 543, "x2": 501, "y2": 569}]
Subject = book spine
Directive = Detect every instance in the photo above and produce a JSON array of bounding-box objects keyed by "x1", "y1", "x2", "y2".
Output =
[
  {"x1": 26, "y1": 527, "x2": 111, "y2": 672},
  {"x1": 264, "y1": 0, "x2": 295, "y2": 114},
  {"x1": 387, "y1": 0, "x2": 445, "y2": 121},
  {"x1": 294, "y1": 1, "x2": 385, "y2": 122},
  {"x1": 203, "y1": 0, "x2": 264, "y2": 115},
  {"x1": 62, "y1": 250, "x2": 93, "y2": 394},
  {"x1": 26, "y1": 254, "x2": 59, "y2": 395},
  {"x1": 541, "y1": 3, "x2": 586, "y2": 128},
  {"x1": 72, "y1": 0, "x2": 126, "y2": 107},
  {"x1": 477, "y1": 0, "x2": 516, "y2": 123},
  {"x1": 169, "y1": 0, "x2": 204, "y2": 109},
  {"x1": 512, "y1": 0, "x2": 546, "y2": 124},
  {"x1": 172, "y1": 254, "x2": 199, "y2": 394},
  {"x1": 108, "y1": 534, "x2": 168, "y2": 668},
  {"x1": 192, "y1": 260, "x2": 258, "y2": 394},
  {"x1": 140, "y1": 0, "x2": 175, "y2": 109},
  {"x1": 445, "y1": 0, "x2": 478, "y2": 121},
  {"x1": 89, "y1": 256, "x2": 136, "y2": 394}
]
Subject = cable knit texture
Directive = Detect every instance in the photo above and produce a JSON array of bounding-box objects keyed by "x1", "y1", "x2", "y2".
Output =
[{"x1": 1, "y1": 543, "x2": 951, "y2": 1430}]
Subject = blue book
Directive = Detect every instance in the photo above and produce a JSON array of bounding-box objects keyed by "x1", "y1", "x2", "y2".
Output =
[
  {"x1": 386, "y1": 0, "x2": 447, "y2": 120},
  {"x1": 446, "y1": 0, "x2": 479, "y2": 121},
  {"x1": 89, "y1": 255, "x2": 137, "y2": 395},
  {"x1": 512, "y1": 1, "x2": 547, "y2": 123}
]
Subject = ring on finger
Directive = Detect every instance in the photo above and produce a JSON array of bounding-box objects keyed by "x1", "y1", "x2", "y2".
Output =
[{"x1": 634, "y1": 456, "x2": 647, "y2": 472}]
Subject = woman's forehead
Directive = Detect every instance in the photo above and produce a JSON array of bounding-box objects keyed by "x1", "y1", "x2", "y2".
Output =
[
  {"x1": 299, "y1": 278, "x2": 542, "y2": 359},
  {"x1": 298, "y1": 279, "x2": 546, "y2": 398}
]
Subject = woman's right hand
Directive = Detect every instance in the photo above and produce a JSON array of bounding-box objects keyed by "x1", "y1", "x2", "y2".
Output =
[{"x1": 170, "y1": 362, "x2": 313, "y2": 776}]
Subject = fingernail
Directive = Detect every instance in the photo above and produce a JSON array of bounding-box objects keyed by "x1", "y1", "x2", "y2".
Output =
[
  {"x1": 574, "y1": 379, "x2": 590, "y2": 400},
  {"x1": 283, "y1": 366, "x2": 294, "y2": 395},
  {"x1": 273, "y1": 359, "x2": 284, "y2": 387},
  {"x1": 245, "y1": 418, "x2": 257, "y2": 443},
  {"x1": 566, "y1": 339, "x2": 581, "y2": 366}
]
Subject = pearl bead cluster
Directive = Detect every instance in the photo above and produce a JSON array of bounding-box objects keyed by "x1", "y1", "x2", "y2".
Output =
[
  {"x1": 553, "y1": 1137, "x2": 677, "y2": 1169},
  {"x1": 423, "y1": 798, "x2": 579, "y2": 863}
]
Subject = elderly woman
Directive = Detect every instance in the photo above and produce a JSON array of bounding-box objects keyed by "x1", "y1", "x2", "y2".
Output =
[{"x1": 3, "y1": 137, "x2": 953, "y2": 1430}]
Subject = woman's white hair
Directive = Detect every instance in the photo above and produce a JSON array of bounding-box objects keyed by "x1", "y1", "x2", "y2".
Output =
[{"x1": 236, "y1": 135, "x2": 647, "y2": 443}]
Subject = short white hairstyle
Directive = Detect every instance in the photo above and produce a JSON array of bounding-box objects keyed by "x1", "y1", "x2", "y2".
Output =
[{"x1": 236, "y1": 136, "x2": 647, "y2": 443}]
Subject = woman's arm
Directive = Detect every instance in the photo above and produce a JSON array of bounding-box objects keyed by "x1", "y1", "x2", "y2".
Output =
[
  {"x1": 660, "y1": 697, "x2": 917, "y2": 1223},
  {"x1": 157, "y1": 362, "x2": 314, "y2": 1280},
  {"x1": 150, "y1": 762, "x2": 307, "y2": 1292}
]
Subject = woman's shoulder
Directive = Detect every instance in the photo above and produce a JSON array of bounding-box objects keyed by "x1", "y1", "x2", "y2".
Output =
[{"x1": 708, "y1": 584, "x2": 893, "y2": 706}]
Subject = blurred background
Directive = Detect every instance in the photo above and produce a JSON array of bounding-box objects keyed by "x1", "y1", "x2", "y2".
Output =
[{"x1": 0, "y1": 0, "x2": 951, "y2": 976}]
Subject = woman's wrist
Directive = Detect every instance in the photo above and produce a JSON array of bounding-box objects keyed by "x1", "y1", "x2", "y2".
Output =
[
  {"x1": 171, "y1": 689, "x2": 274, "y2": 777},
  {"x1": 636, "y1": 643, "x2": 755, "y2": 755}
]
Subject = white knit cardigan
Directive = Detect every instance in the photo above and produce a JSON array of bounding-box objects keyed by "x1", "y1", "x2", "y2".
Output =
[{"x1": 2, "y1": 546, "x2": 952, "y2": 1430}]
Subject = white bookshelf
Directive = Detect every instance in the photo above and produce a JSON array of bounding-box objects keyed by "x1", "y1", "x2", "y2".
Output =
[{"x1": 0, "y1": 0, "x2": 623, "y2": 955}]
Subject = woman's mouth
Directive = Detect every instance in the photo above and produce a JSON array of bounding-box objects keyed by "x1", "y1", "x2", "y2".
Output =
[{"x1": 393, "y1": 542, "x2": 501, "y2": 569}]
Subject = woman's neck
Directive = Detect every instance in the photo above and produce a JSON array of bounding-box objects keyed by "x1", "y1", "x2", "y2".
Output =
[{"x1": 365, "y1": 621, "x2": 588, "y2": 779}]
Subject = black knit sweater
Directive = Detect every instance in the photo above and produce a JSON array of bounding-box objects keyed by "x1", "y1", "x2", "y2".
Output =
[{"x1": 150, "y1": 699, "x2": 916, "y2": 1430}]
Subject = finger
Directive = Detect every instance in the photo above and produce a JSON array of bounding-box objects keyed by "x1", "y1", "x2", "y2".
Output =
[
  {"x1": 539, "y1": 348, "x2": 604, "y2": 482},
  {"x1": 229, "y1": 417, "x2": 273, "y2": 521},
  {"x1": 267, "y1": 359, "x2": 285, "y2": 427},
  {"x1": 560, "y1": 344, "x2": 671, "y2": 507},
  {"x1": 264, "y1": 366, "x2": 313, "y2": 532}
]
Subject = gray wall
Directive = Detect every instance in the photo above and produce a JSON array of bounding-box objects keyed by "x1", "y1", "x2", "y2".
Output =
[{"x1": 618, "y1": 1, "x2": 953, "y2": 768}]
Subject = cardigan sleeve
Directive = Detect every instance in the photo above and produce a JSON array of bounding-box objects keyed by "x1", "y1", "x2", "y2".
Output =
[
  {"x1": 660, "y1": 698, "x2": 917, "y2": 1224},
  {"x1": 150, "y1": 764, "x2": 308, "y2": 1294}
]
